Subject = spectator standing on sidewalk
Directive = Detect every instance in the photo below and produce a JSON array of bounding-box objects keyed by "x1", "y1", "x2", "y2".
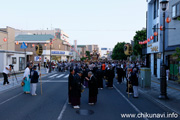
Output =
[
  {"x1": 130, "y1": 68, "x2": 139, "y2": 98},
  {"x1": 44, "y1": 57, "x2": 47, "y2": 68},
  {"x1": 2, "y1": 65, "x2": 12, "y2": 85},
  {"x1": 30, "y1": 65, "x2": 41, "y2": 96},
  {"x1": 23, "y1": 64, "x2": 32, "y2": 94},
  {"x1": 166, "y1": 67, "x2": 170, "y2": 81},
  {"x1": 38, "y1": 62, "x2": 40, "y2": 71}
]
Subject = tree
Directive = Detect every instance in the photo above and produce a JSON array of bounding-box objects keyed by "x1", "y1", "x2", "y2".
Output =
[
  {"x1": 86, "y1": 51, "x2": 91, "y2": 60},
  {"x1": 112, "y1": 42, "x2": 127, "y2": 60},
  {"x1": 173, "y1": 47, "x2": 180, "y2": 83},
  {"x1": 133, "y1": 29, "x2": 147, "y2": 56},
  {"x1": 173, "y1": 47, "x2": 180, "y2": 61}
]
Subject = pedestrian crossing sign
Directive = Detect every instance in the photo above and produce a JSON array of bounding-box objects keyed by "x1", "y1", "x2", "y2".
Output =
[{"x1": 20, "y1": 42, "x2": 27, "y2": 49}]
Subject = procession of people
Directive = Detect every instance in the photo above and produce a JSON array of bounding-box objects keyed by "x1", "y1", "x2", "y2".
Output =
[
  {"x1": 68, "y1": 60, "x2": 143, "y2": 109},
  {"x1": 1, "y1": 58, "x2": 143, "y2": 106}
]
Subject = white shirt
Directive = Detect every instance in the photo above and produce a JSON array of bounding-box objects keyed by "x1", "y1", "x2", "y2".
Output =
[
  {"x1": 3, "y1": 66, "x2": 10, "y2": 74},
  {"x1": 44, "y1": 59, "x2": 47, "y2": 63},
  {"x1": 24, "y1": 67, "x2": 30, "y2": 79}
]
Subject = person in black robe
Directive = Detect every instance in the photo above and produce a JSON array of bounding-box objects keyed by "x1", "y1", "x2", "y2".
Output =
[
  {"x1": 68, "y1": 68, "x2": 75, "y2": 104},
  {"x1": 84, "y1": 66, "x2": 90, "y2": 88},
  {"x1": 105, "y1": 64, "x2": 115, "y2": 88},
  {"x1": 116, "y1": 64, "x2": 123, "y2": 84},
  {"x1": 92, "y1": 64, "x2": 98, "y2": 74},
  {"x1": 85, "y1": 71, "x2": 98, "y2": 105},
  {"x1": 74, "y1": 64, "x2": 80, "y2": 74},
  {"x1": 71, "y1": 71, "x2": 83, "y2": 109},
  {"x1": 95, "y1": 65, "x2": 104, "y2": 89}
]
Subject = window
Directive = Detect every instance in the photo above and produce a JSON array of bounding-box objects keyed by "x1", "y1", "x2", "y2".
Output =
[
  {"x1": 153, "y1": 25, "x2": 156, "y2": 42},
  {"x1": 157, "y1": 0, "x2": 159, "y2": 17},
  {"x1": 157, "y1": 24, "x2": 159, "y2": 42},
  {"x1": 154, "y1": 0, "x2": 157, "y2": 19},
  {"x1": 172, "y1": 2, "x2": 180, "y2": 19},
  {"x1": 12, "y1": 57, "x2": 16, "y2": 64},
  {"x1": 172, "y1": 5, "x2": 176, "y2": 18},
  {"x1": 19, "y1": 57, "x2": 25, "y2": 71}
]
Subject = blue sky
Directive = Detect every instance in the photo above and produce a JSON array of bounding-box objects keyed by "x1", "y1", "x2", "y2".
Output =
[{"x1": 0, "y1": 0, "x2": 147, "y2": 49}]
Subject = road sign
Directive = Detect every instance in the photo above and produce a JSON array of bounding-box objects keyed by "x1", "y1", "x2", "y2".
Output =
[
  {"x1": 34, "y1": 56, "x2": 42, "y2": 61},
  {"x1": 20, "y1": 42, "x2": 27, "y2": 49},
  {"x1": 35, "y1": 44, "x2": 43, "y2": 56}
]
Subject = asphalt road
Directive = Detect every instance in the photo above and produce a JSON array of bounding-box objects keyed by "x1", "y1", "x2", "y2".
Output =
[{"x1": 0, "y1": 71, "x2": 179, "y2": 120}]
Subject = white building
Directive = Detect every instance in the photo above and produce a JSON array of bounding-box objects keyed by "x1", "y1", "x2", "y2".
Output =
[
  {"x1": 0, "y1": 50, "x2": 26, "y2": 72},
  {"x1": 147, "y1": 0, "x2": 168, "y2": 79},
  {"x1": 100, "y1": 48, "x2": 112, "y2": 59}
]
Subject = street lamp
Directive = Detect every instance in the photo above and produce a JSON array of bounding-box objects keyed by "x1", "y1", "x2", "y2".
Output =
[
  {"x1": 49, "y1": 38, "x2": 52, "y2": 73},
  {"x1": 159, "y1": 0, "x2": 169, "y2": 99}
]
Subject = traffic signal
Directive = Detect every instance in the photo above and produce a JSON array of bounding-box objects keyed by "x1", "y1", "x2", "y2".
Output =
[{"x1": 35, "y1": 44, "x2": 43, "y2": 56}]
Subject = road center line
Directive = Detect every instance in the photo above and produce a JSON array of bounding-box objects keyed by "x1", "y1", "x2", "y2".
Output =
[
  {"x1": 57, "y1": 98, "x2": 68, "y2": 120},
  {"x1": 113, "y1": 85, "x2": 149, "y2": 120},
  {"x1": 0, "y1": 92, "x2": 23, "y2": 106}
]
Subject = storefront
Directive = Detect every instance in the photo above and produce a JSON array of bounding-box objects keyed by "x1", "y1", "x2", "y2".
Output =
[
  {"x1": 42, "y1": 50, "x2": 73, "y2": 63},
  {"x1": 168, "y1": 55, "x2": 179, "y2": 80},
  {"x1": 147, "y1": 42, "x2": 161, "y2": 79}
]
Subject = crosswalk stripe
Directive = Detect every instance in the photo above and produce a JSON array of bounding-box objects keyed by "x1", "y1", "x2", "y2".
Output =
[
  {"x1": 49, "y1": 74, "x2": 58, "y2": 78},
  {"x1": 42, "y1": 80, "x2": 68, "y2": 83},
  {"x1": 56, "y1": 74, "x2": 64, "y2": 78},
  {"x1": 63, "y1": 74, "x2": 69, "y2": 78}
]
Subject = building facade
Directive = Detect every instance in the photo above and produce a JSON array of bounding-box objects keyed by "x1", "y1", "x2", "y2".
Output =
[
  {"x1": 15, "y1": 34, "x2": 73, "y2": 64},
  {"x1": 0, "y1": 26, "x2": 15, "y2": 51},
  {"x1": 72, "y1": 45, "x2": 86, "y2": 61},
  {"x1": 147, "y1": 0, "x2": 163, "y2": 79},
  {"x1": 165, "y1": 0, "x2": 180, "y2": 80},
  {"x1": 86, "y1": 45, "x2": 99, "y2": 54},
  {"x1": 100, "y1": 48, "x2": 112, "y2": 59},
  {"x1": 147, "y1": 0, "x2": 180, "y2": 80}
]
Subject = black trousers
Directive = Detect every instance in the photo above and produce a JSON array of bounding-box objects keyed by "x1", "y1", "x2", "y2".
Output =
[
  {"x1": 71, "y1": 97, "x2": 80, "y2": 106},
  {"x1": 3, "y1": 73, "x2": 9, "y2": 85},
  {"x1": 89, "y1": 96, "x2": 97, "y2": 103},
  {"x1": 117, "y1": 75, "x2": 122, "y2": 83},
  {"x1": 44, "y1": 62, "x2": 46, "y2": 68}
]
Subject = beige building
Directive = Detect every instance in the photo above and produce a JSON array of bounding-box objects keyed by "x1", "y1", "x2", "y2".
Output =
[
  {"x1": 0, "y1": 26, "x2": 15, "y2": 51},
  {"x1": 86, "y1": 45, "x2": 99, "y2": 54},
  {"x1": 72, "y1": 45, "x2": 86, "y2": 60},
  {"x1": 15, "y1": 34, "x2": 73, "y2": 64}
]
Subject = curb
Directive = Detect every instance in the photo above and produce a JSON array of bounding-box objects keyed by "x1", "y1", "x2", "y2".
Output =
[
  {"x1": 152, "y1": 80, "x2": 180, "y2": 92},
  {"x1": 138, "y1": 88, "x2": 180, "y2": 115}
]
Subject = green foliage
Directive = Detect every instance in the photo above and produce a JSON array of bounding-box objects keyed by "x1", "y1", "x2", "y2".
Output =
[
  {"x1": 112, "y1": 42, "x2": 127, "y2": 60},
  {"x1": 81, "y1": 57, "x2": 87, "y2": 61},
  {"x1": 133, "y1": 29, "x2": 147, "y2": 56},
  {"x1": 85, "y1": 51, "x2": 91, "y2": 60},
  {"x1": 173, "y1": 47, "x2": 180, "y2": 62}
]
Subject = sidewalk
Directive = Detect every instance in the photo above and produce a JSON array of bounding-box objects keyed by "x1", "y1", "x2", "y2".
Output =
[
  {"x1": 0, "y1": 68, "x2": 56, "y2": 93},
  {"x1": 139, "y1": 75, "x2": 180, "y2": 115}
]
